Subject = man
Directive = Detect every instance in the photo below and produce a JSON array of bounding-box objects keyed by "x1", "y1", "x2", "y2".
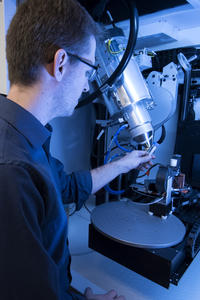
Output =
[{"x1": 0, "y1": 0, "x2": 153, "y2": 299}]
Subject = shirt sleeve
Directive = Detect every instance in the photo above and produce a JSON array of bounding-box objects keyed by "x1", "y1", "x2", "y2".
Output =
[
  {"x1": 0, "y1": 162, "x2": 73, "y2": 300},
  {"x1": 52, "y1": 157, "x2": 93, "y2": 211}
]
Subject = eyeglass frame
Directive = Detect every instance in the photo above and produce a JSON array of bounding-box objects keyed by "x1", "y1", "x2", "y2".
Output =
[
  {"x1": 67, "y1": 52, "x2": 98, "y2": 81},
  {"x1": 48, "y1": 51, "x2": 98, "y2": 81},
  {"x1": 67, "y1": 52, "x2": 97, "y2": 70}
]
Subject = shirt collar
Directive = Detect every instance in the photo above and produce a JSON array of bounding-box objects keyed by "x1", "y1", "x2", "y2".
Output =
[{"x1": 0, "y1": 95, "x2": 51, "y2": 148}]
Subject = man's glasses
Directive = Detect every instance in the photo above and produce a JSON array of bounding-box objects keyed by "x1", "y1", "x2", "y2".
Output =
[{"x1": 67, "y1": 52, "x2": 98, "y2": 81}]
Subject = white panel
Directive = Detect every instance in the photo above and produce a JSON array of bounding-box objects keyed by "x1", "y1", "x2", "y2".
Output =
[
  {"x1": 0, "y1": 0, "x2": 16, "y2": 94},
  {"x1": 187, "y1": 0, "x2": 200, "y2": 8},
  {"x1": 138, "y1": 20, "x2": 178, "y2": 40},
  {"x1": 117, "y1": 4, "x2": 200, "y2": 51}
]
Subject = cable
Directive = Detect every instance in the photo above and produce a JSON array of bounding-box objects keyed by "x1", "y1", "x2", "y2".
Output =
[
  {"x1": 109, "y1": 143, "x2": 134, "y2": 154},
  {"x1": 104, "y1": 184, "x2": 125, "y2": 195},
  {"x1": 131, "y1": 188, "x2": 156, "y2": 198},
  {"x1": 113, "y1": 124, "x2": 132, "y2": 152},
  {"x1": 107, "y1": 39, "x2": 125, "y2": 55},
  {"x1": 129, "y1": 189, "x2": 163, "y2": 206},
  {"x1": 157, "y1": 125, "x2": 166, "y2": 145},
  {"x1": 106, "y1": 10, "x2": 116, "y2": 28},
  {"x1": 137, "y1": 163, "x2": 161, "y2": 178},
  {"x1": 104, "y1": 124, "x2": 130, "y2": 195},
  {"x1": 114, "y1": 137, "x2": 132, "y2": 152},
  {"x1": 104, "y1": 124, "x2": 130, "y2": 164},
  {"x1": 76, "y1": 0, "x2": 139, "y2": 108},
  {"x1": 104, "y1": 152, "x2": 125, "y2": 195},
  {"x1": 108, "y1": 153, "x2": 124, "y2": 162},
  {"x1": 104, "y1": 124, "x2": 127, "y2": 164},
  {"x1": 83, "y1": 202, "x2": 92, "y2": 214},
  {"x1": 103, "y1": 123, "x2": 162, "y2": 193},
  {"x1": 92, "y1": 143, "x2": 134, "y2": 159},
  {"x1": 131, "y1": 197, "x2": 163, "y2": 206}
]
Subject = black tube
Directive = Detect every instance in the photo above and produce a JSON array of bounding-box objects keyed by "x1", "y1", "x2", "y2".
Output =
[
  {"x1": 76, "y1": 0, "x2": 139, "y2": 109},
  {"x1": 157, "y1": 125, "x2": 166, "y2": 145},
  {"x1": 180, "y1": 68, "x2": 192, "y2": 121}
]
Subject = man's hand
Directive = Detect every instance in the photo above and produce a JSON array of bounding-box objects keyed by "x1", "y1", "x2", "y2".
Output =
[
  {"x1": 84, "y1": 287, "x2": 125, "y2": 300},
  {"x1": 115, "y1": 150, "x2": 154, "y2": 174},
  {"x1": 91, "y1": 150, "x2": 155, "y2": 194}
]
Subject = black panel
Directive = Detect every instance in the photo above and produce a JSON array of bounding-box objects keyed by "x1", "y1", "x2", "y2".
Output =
[
  {"x1": 18, "y1": 0, "x2": 188, "y2": 22},
  {"x1": 107, "y1": 0, "x2": 187, "y2": 21},
  {"x1": 89, "y1": 197, "x2": 200, "y2": 288},
  {"x1": 89, "y1": 223, "x2": 188, "y2": 288},
  {"x1": 175, "y1": 121, "x2": 200, "y2": 189},
  {"x1": 192, "y1": 154, "x2": 200, "y2": 187},
  {"x1": 78, "y1": 0, "x2": 187, "y2": 22},
  {"x1": 135, "y1": 0, "x2": 187, "y2": 16}
]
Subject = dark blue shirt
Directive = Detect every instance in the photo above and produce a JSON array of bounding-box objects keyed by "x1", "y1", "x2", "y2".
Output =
[{"x1": 0, "y1": 95, "x2": 92, "y2": 300}]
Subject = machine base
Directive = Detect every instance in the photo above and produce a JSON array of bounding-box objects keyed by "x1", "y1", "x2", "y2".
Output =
[{"x1": 89, "y1": 223, "x2": 192, "y2": 288}]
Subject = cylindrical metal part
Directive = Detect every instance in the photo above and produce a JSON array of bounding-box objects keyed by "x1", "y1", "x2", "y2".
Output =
[
  {"x1": 112, "y1": 84, "x2": 153, "y2": 147},
  {"x1": 101, "y1": 42, "x2": 154, "y2": 148},
  {"x1": 124, "y1": 102, "x2": 153, "y2": 147},
  {"x1": 122, "y1": 56, "x2": 152, "y2": 103},
  {"x1": 113, "y1": 56, "x2": 153, "y2": 147}
]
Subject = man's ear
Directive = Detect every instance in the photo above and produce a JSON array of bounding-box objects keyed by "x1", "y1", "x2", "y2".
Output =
[{"x1": 53, "y1": 49, "x2": 69, "y2": 82}]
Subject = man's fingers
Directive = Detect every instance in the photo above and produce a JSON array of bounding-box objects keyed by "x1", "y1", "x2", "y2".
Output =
[
  {"x1": 137, "y1": 150, "x2": 148, "y2": 156},
  {"x1": 143, "y1": 163, "x2": 152, "y2": 169},
  {"x1": 140, "y1": 156, "x2": 152, "y2": 165},
  {"x1": 138, "y1": 166, "x2": 145, "y2": 171}
]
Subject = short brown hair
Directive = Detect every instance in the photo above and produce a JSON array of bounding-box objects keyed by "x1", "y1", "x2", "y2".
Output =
[{"x1": 6, "y1": 0, "x2": 98, "y2": 86}]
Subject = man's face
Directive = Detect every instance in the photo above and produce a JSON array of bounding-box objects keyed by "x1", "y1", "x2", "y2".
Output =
[{"x1": 57, "y1": 36, "x2": 96, "y2": 117}]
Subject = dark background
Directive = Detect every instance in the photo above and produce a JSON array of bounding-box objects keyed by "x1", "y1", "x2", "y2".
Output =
[
  {"x1": 17, "y1": 0, "x2": 188, "y2": 22},
  {"x1": 78, "y1": 0, "x2": 187, "y2": 22}
]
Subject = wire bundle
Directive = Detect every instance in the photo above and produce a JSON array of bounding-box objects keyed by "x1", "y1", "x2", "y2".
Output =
[{"x1": 104, "y1": 124, "x2": 132, "y2": 194}]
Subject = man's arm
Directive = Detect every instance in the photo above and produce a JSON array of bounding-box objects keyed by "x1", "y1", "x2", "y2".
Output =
[
  {"x1": 53, "y1": 150, "x2": 152, "y2": 206},
  {"x1": 91, "y1": 150, "x2": 153, "y2": 194},
  {"x1": 52, "y1": 157, "x2": 92, "y2": 210}
]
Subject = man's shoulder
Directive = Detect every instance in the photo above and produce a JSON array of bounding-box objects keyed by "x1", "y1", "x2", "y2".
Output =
[{"x1": 0, "y1": 118, "x2": 33, "y2": 162}]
